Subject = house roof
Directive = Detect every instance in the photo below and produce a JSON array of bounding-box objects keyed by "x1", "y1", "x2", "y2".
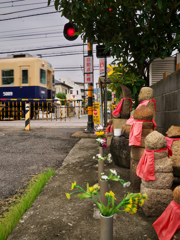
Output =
[{"x1": 55, "y1": 79, "x2": 73, "y2": 89}]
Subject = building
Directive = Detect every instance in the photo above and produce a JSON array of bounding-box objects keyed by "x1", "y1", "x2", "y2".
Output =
[
  {"x1": 60, "y1": 77, "x2": 83, "y2": 101},
  {"x1": 74, "y1": 82, "x2": 87, "y2": 101},
  {"x1": 54, "y1": 79, "x2": 72, "y2": 99}
]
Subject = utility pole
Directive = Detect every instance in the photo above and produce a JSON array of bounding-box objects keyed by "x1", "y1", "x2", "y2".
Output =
[
  {"x1": 84, "y1": 41, "x2": 94, "y2": 133},
  {"x1": 104, "y1": 56, "x2": 107, "y2": 127}
]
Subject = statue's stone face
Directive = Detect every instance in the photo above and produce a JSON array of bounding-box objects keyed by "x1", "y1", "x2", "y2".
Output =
[{"x1": 138, "y1": 87, "x2": 153, "y2": 102}]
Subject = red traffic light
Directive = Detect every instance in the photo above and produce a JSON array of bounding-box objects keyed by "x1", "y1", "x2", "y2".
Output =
[{"x1": 63, "y1": 22, "x2": 78, "y2": 41}]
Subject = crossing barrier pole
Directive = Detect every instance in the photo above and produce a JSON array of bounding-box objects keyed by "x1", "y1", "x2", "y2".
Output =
[
  {"x1": 25, "y1": 102, "x2": 30, "y2": 131},
  {"x1": 16, "y1": 102, "x2": 18, "y2": 120},
  {"x1": 51, "y1": 102, "x2": 52, "y2": 121}
]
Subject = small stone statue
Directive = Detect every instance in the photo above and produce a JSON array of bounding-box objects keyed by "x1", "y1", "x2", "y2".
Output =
[
  {"x1": 112, "y1": 85, "x2": 132, "y2": 119},
  {"x1": 153, "y1": 185, "x2": 180, "y2": 239},
  {"x1": 122, "y1": 87, "x2": 156, "y2": 138}
]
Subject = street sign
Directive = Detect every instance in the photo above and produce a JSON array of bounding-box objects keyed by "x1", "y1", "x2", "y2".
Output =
[
  {"x1": 93, "y1": 102, "x2": 101, "y2": 124},
  {"x1": 84, "y1": 56, "x2": 93, "y2": 73},
  {"x1": 99, "y1": 58, "x2": 105, "y2": 77},
  {"x1": 94, "y1": 109, "x2": 98, "y2": 115},
  {"x1": 84, "y1": 56, "x2": 93, "y2": 84},
  {"x1": 107, "y1": 64, "x2": 114, "y2": 76},
  {"x1": 84, "y1": 73, "x2": 93, "y2": 84}
]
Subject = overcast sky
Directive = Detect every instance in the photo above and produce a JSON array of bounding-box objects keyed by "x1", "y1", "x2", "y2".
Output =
[{"x1": 0, "y1": 0, "x2": 114, "y2": 87}]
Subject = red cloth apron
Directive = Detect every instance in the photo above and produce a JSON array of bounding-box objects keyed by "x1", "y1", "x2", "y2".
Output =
[
  {"x1": 112, "y1": 98, "x2": 132, "y2": 116},
  {"x1": 129, "y1": 119, "x2": 157, "y2": 146},
  {"x1": 136, "y1": 147, "x2": 172, "y2": 181},
  {"x1": 153, "y1": 200, "x2": 180, "y2": 240},
  {"x1": 165, "y1": 136, "x2": 180, "y2": 148},
  {"x1": 126, "y1": 99, "x2": 156, "y2": 125},
  {"x1": 106, "y1": 125, "x2": 113, "y2": 133}
]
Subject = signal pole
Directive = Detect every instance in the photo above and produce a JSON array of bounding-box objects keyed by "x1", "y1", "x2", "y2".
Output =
[{"x1": 84, "y1": 41, "x2": 94, "y2": 133}]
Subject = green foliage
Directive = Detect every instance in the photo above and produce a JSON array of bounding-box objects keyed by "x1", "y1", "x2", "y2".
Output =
[
  {"x1": 56, "y1": 92, "x2": 66, "y2": 105},
  {"x1": 0, "y1": 169, "x2": 55, "y2": 240},
  {"x1": 102, "y1": 90, "x2": 112, "y2": 101},
  {"x1": 108, "y1": 63, "x2": 145, "y2": 108},
  {"x1": 48, "y1": 0, "x2": 180, "y2": 85},
  {"x1": 107, "y1": 90, "x2": 112, "y2": 101}
]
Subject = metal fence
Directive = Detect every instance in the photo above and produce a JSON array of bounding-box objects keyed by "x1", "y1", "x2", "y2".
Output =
[{"x1": 0, "y1": 99, "x2": 87, "y2": 121}]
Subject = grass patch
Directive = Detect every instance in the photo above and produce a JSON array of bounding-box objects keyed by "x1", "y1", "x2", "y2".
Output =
[{"x1": 0, "y1": 168, "x2": 55, "y2": 240}]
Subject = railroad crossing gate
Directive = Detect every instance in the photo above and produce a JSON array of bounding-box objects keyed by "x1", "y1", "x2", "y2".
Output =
[{"x1": 93, "y1": 102, "x2": 100, "y2": 125}]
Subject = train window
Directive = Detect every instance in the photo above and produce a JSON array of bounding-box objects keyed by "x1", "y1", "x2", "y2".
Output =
[
  {"x1": 2, "y1": 69, "x2": 14, "y2": 85},
  {"x1": 40, "y1": 69, "x2": 46, "y2": 85},
  {"x1": 22, "y1": 69, "x2": 28, "y2": 84}
]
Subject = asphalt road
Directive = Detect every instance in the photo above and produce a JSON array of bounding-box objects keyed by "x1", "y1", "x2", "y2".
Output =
[{"x1": 0, "y1": 127, "x2": 83, "y2": 199}]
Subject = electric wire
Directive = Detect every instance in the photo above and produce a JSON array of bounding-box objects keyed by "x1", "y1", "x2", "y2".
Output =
[
  {"x1": 0, "y1": 0, "x2": 25, "y2": 4},
  {"x1": 0, "y1": 31, "x2": 63, "y2": 39},
  {"x1": 0, "y1": 24, "x2": 63, "y2": 34},
  {"x1": 0, "y1": 35, "x2": 64, "y2": 43},
  {"x1": 0, "y1": 11, "x2": 58, "y2": 21},
  {"x1": 0, "y1": 5, "x2": 54, "y2": 15},
  {"x1": 0, "y1": 1, "x2": 49, "y2": 9},
  {"x1": 0, "y1": 44, "x2": 86, "y2": 54}
]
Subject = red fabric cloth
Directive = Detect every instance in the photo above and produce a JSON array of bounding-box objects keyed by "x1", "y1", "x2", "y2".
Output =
[
  {"x1": 153, "y1": 200, "x2": 180, "y2": 240},
  {"x1": 129, "y1": 119, "x2": 157, "y2": 146},
  {"x1": 112, "y1": 98, "x2": 132, "y2": 116},
  {"x1": 165, "y1": 136, "x2": 180, "y2": 148},
  {"x1": 136, "y1": 147, "x2": 172, "y2": 181},
  {"x1": 106, "y1": 125, "x2": 113, "y2": 133},
  {"x1": 126, "y1": 99, "x2": 156, "y2": 125}
]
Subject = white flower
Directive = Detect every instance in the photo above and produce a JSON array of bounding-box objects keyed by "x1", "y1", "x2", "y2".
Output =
[
  {"x1": 123, "y1": 181, "x2": 131, "y2": 188},
  {"x1": 118, "y1": 175, "x2": 120, "y2": 178},
  {"x1": 97, "y1": 125, "x2": 103, "y2": 131},
  {"x1": 110, "y1": 169, "x2": 117, "y2": 176},
  {"x1": 96, "y1": 138, "x2": 105, "y2": 144},
  {"x1": 107, "y1": 153, "x2": 112, "y2": 163},
  {"x1": 93, "y1": 156, "x2": 95, "y2": 159},
  {"x1": 96, "y1": 154, "x2": 102, "y2": 158},
  {"x1": 101, "y1": 172, "x2": 105, "y2": 175},
  {"x1": 101, "y1": 175, "x2": 108, "y2": 180}
]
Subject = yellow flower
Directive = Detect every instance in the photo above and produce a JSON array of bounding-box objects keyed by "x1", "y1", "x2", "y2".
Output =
[
  {"x1": 105, "y1": 192, "x2": 110, "y2": 197},
  {"x1": 93, "y1": 184, "x2": 100, "y2": 191},
  {"x1": 139, "y1": 199, "x2": 144, "y2": 206},
  {"x1": 109, "y1": 191, "x2": 116, "y2": 200},
  {"x1": 124, "y1": 207, "x2": 130, "y2": 212},
  {"x1": 95, "y1": 132, "x2": 105, "y2": 136},
  {"x1": 129, "y1": 207, "x2": 137, "y2": 214},
  {"x1": 142, "y1": 193, "x2": 147, "y2": 200},
  {"x1": 124, "y1": 203, "x2": 132, "y2": 210},
  {"x1": 129, "y1": 198, "x2": 133, "y2": 204},
  {"x1": 71, "y1": 181, "x2": 76, "y2": 190},
  {"x1": 92, "y1": 190, "x2": 98, "y2": 195},
  {"x1": 133, "y1": 198, "x2": 138, "y2": 204},
  {"x1": 65, "y1": 193, "x2": 70, "y2": 199},
  {"x1": 89, "y1": 187, "x2": 94, "y2": 192},
  {"x1": 137, "y1": 193, "x2": 142, "y2": 199}
]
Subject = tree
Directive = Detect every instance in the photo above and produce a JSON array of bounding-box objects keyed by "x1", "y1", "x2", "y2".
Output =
[
  {"x1": 108, "y1": 63, "x2": 145, "y2": 108},
  {"x1": 56, "y1": 92, "x2": 66, "y2": 105},
  {"x1": 48, "y1": 0, "x2": 180, "y2": 85},
  {"x1": 102, "y1": 89, "x2": 112, "y2": 101},
  {"x1": 107, "y1": 90, "x2": 112, "y2": 101}
]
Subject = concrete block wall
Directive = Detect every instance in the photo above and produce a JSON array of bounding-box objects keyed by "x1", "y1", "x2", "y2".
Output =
[{"x1": 151, "y1": 69, "x2": 180, "y2": 135}]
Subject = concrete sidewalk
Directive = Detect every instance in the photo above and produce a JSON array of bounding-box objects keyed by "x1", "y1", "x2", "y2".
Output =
[
  {"x1": 0, "y1": 115, "x2": 88, "y2": 129},
  {"x1": 7, "y1": 137, "x2": 158, "y2": 240}
]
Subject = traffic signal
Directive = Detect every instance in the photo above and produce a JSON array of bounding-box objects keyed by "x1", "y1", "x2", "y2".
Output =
[
  {"x1": 63, "y1": 22, "x2": 78, "y2": 41},
  {"x1": 96, "y1": 45, "x2": 111, "y2": 58}
]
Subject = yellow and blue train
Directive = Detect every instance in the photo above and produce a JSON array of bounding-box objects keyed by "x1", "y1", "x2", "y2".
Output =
[{"x1": 0, "y1": 54, "x2": 55, "y2": 118}]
